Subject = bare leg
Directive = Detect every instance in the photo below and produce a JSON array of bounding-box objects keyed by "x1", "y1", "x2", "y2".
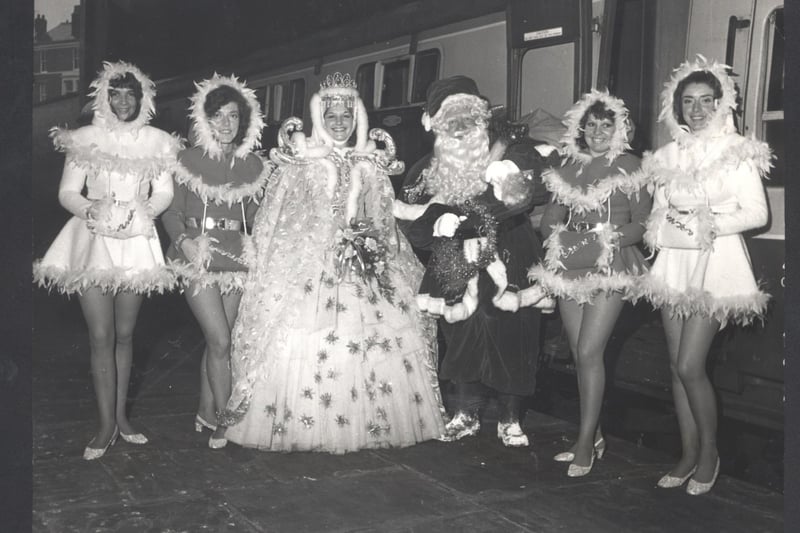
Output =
[
  {"x1": 661, "y1": 309, "x2": 699, "y2": 478},
  {"x1": 571, "y1": 292, "x2": 625, "y2": 467},
  {"x1": 185, "y1": 284, "x2": 234, "y2": 440},
  {"x1": 675, "y1": 314, "x2": 720, "y2": 482},
  {"x1": 557, "y1": 298, "x2": 606, "y2": 459},
  {"x1": 78, "y1": 288, "x2": 117, "y2": 446},
  {"x1": 113, "y1": 291, "x2": 144, "y2": 435},
  {"x1": 196, "y1": 291, "x2": 241, "y2": 424}
]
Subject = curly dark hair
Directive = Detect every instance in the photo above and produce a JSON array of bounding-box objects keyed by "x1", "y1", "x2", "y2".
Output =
[
  {"x1": 576, "y1": 101, "x2": 616, "y2": 151},
  {"x1": 108, "y1": 72, "x2": 142, "y2": 122},
  {"x1": 203, "y1": 85, "x2": 251, "y2": 147},
  {"x1": 673, "y1": 70, "x2": 723, "y2": 126}
]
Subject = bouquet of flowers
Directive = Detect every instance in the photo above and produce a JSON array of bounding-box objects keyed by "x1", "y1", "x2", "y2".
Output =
[{"x1": 334, "y1": 219, "x2": 395, "y2": 301}]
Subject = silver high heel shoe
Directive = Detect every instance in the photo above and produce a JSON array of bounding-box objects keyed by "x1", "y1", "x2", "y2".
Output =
[
  {"x1": 567, "y1": 450, "x2": 595, "y2": 477},
  {"x1": 656, "y1": 465, "x2": 697, "y2": 488},
  {"x1": 83, "y1": 427, "x2": 119, "y2": 461},
  {"x1": 554, "y1": 436, "x2": 606, "y2": 462},
  {"x1": 195, "y1": 414, "x2": 217, "y2": 433},
  {"x1": 120, "y1": 429, "x2": 148, "y2": 445},
  {"x1": 208, "y1": 431, "x2": 228, "y2": 450},
  {"x1": 686, "y1": 458, "x2": 720, "y2": 495}
]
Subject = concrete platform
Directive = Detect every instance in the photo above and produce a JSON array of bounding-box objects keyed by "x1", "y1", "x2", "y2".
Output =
[{"x1": 31, "y1": 289, "x2": 783, "y2": 532}]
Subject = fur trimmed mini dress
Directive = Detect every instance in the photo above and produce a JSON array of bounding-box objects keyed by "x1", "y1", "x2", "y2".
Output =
[
  {"x1": 161, "y1": 146, "x2": 269, "y2": 294},
  {"x1": 528, "y1": 152, "x2": 651, "y2": 303},
  {"x1": 33, "y1": 124, "x2": 178, "y2": 295},
  {"x1": 638, "y1": 134, "x2": 771, "y2": 326}
]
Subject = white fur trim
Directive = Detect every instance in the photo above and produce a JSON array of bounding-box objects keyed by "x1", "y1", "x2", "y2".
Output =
[
  {"x1": 168, "y1": 260, "x2": 247, "y2": 296},
  {"x1": 173, "y1": 157, "x2": 272, "y2": 207},
  {"x1": 33, "y1": 261, "x2": 175, "y2": 296},
  {"x1": 527, "y1": 263, "x2": 639, "y2": 304},
  {"x1": 189, "y1": 73, "x2": 265, "y2": 161},
  {"x1": 50, "y1": 127, "x2": 181, "y2": 180},
  {"x1": 443, "y1": 276, "x2": 480, "y2": 323},
  {"x1": 560, "y1": 89, "x2": 631, "y2": 164},
  {"x1": 89, "y1": 61, "x2": 156, "y2": 132},
  {"x1": 542, "y1": 167, "x2": 646, "y2": 214},
  {"x1": 659, "y1": 55, "x2": 738, "y2": 143},
  {"x1": 632, "y1": 275, "x2": 769, "y2": 327}
]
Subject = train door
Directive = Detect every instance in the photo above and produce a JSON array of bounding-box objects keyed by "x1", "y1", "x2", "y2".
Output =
[
  {"x1": 507, "y1": 0, "x2": 593, "y2": 123},
  {"x1": 706, "y1": 0, "x2": 785, "y2": 429}
]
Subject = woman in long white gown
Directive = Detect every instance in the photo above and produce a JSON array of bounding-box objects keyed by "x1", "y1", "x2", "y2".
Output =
[{"x1": 221, "y1": 73, "x2": 445, "y2": 453}]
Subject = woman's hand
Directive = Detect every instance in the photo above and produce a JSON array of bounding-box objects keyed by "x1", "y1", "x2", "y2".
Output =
[{"x1": 180, "y1": 237, "x2": 200, "y2": 262}]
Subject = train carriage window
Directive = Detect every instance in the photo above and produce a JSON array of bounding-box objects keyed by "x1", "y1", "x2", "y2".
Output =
[
  {"x1": 265, "y1": 78, "x2": 306, "y2": 125},
  {"x1": 761, "y1": 8, "x2": 784, "y2": 186},
  {"x1": 357, "y1": 62, "x2": 376, "y2": 110},
  {"x1": 411, "y1": 49, "x2": 440, "y2": 104},
  {"x1": 381, "y1": 58, "x2": 410, "y2": 108}
]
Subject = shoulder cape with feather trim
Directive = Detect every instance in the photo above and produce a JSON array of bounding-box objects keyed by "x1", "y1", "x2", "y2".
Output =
[
  {"x1": 50, "y1": 126, "x2": 182, "y2": 181},
  {"x1": 543, "y1": 162, "x2": 646, "y2": 215},
  {"x1": 174, "y1": 153, "x2": 274, "y2": 207}
]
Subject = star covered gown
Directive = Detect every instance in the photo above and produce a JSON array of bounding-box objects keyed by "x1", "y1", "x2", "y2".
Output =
[{"x1": 222, "y1": 148, "x2": 445, "y2": 453}]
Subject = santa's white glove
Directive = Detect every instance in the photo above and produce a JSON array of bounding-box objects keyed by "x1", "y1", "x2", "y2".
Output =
[{"x1": 433, "y1": 213, "x2": 466, "y2": 238}]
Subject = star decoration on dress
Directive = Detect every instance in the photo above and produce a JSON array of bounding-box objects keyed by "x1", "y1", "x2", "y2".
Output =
[
  {"x1": 375, "y1": 310, "x2": 383, "y2": 321},
  {"x1": 395, "y1": 337, "x2": 403, "y2": 349},
  {"x1": 273, "y1": 422, "x2": 286, "y2": 435},
  {"x1": 327, "y1": 369, "x2": 340, "y2": 380},
  {"x1": 403, "y1": 358, "x2": 413, "y2": 372},
  {"x1": 320, "y1": 392, "x2": 332, "y2": 408},
  {"x1": 336, "y1": 414, "x2": 350, "y2": 426},
  {"x1": 304, "y1": 280, "x2": 314, "y2": 294},
  {"x1": 380, "y1": 338, "x2": 392, "y2": 352},
  {"x1": 369, "y1": 370, "x2": 377, "y2": 382},
  {"x1": 283, "y1": 408, "x2": 293, "y2": 421},
  {"x1": 325, "y1": 331, "x2": 339, "y2": 345},
  {"x1": 350, "y1": 387, "x2": 359, "y2": 401},
  {"x1": 314, "y1": 372, "x2": 322, "y2": 383},
  {"x1": 367, "y1": 421, "x2": 383, "y2": 438},
  {"x1": 323, "y1": 276, "x2": 336, "y2": 288},
  {"x1": 300, "y1": 415, "x2": 314, "y2": 429},
  {"x1": 346, "y1": 340, "x2": 361, "y2": 354},
  {"x1": 376, "y1": 407, "x2": 387, "y2": 421},
  {"x1": 317, "y1": 349, "x2": 328, "y2": 363},
  {"x1": 398, "y1": 300, "x2": 409, "y2": 314},
  {"x1": 265, "y1": 403, "x2": 277, "y2": 417},
  {"x1": 412, "y1": 392, "x2": 423, "y2": 404},
  {"x1": 325, "y1": 297, "x2": 336, "y2": 311},
  {"x1": 365, "y1": 333, "x2": 379, "y2": 351},
  {"x1": 378, "y1": 381, "x2": 393, "y2": 395},
  {"x1": 302, "y1": 387, "x2": 315, "y2": 400},
  {"x1": 336, "y1": 302, "x2": 347, "y2": 313}
]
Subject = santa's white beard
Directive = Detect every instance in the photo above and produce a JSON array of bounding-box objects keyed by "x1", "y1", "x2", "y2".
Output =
[{"x1": 425, "y1": 128, "x2": 491, "y2": 205}]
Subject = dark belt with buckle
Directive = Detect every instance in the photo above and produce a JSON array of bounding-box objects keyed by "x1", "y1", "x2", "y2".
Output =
[
  {"x1": 567, "y1": 221, "x2": 619, "y2": 232},
  {"x1": 186, "y1": 217, "x2": 246, "y2": 232}
]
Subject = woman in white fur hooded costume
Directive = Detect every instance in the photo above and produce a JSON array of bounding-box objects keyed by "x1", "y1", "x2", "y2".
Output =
[
  {"x1": 635, "y1": 57, "x2": 771, "y2": 495},
  {"x1": 220, "y1": 73, "x2": 445, "y2": 453},
  {"x1": 161, "y1": 74, "x2": 270, "y2": 449},
  {"x1": 527, "y1": 90, "x2": 651, "y2": 477},
  {"x1": 33, "y1": 61, "x2": 179, "y2": 459}
]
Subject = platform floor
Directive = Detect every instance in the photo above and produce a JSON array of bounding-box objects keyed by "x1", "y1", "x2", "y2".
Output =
[{"x1": 30, "y1": 288, "x2": 783, "y2": 533}]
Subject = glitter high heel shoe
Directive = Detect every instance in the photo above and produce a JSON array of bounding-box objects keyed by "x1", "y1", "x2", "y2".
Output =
[
  {"x1": 554, "y1": 436, "x2": 606, "y2": 462},
  {"x1": 195, "y1": 414, "x2": 217, "y2": 433},
  {"x1": 567, "y1": 450, "x2": 595, "y2": 477},
  {"x1": 119, "y1": 431, "x2": 149, "y2": 445},
  {"x1": 83, "y1": 427, "x2": 119, "y2": 461},
  {"x1": 686, "y1": 458, "x2": 720, "y2": 496},
  {"x1": 656, "y1": 465, "x2": 697, "y2": 488},
  {"x1": 208, "y1": 432, "x2": 228, "y2": 450}
]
